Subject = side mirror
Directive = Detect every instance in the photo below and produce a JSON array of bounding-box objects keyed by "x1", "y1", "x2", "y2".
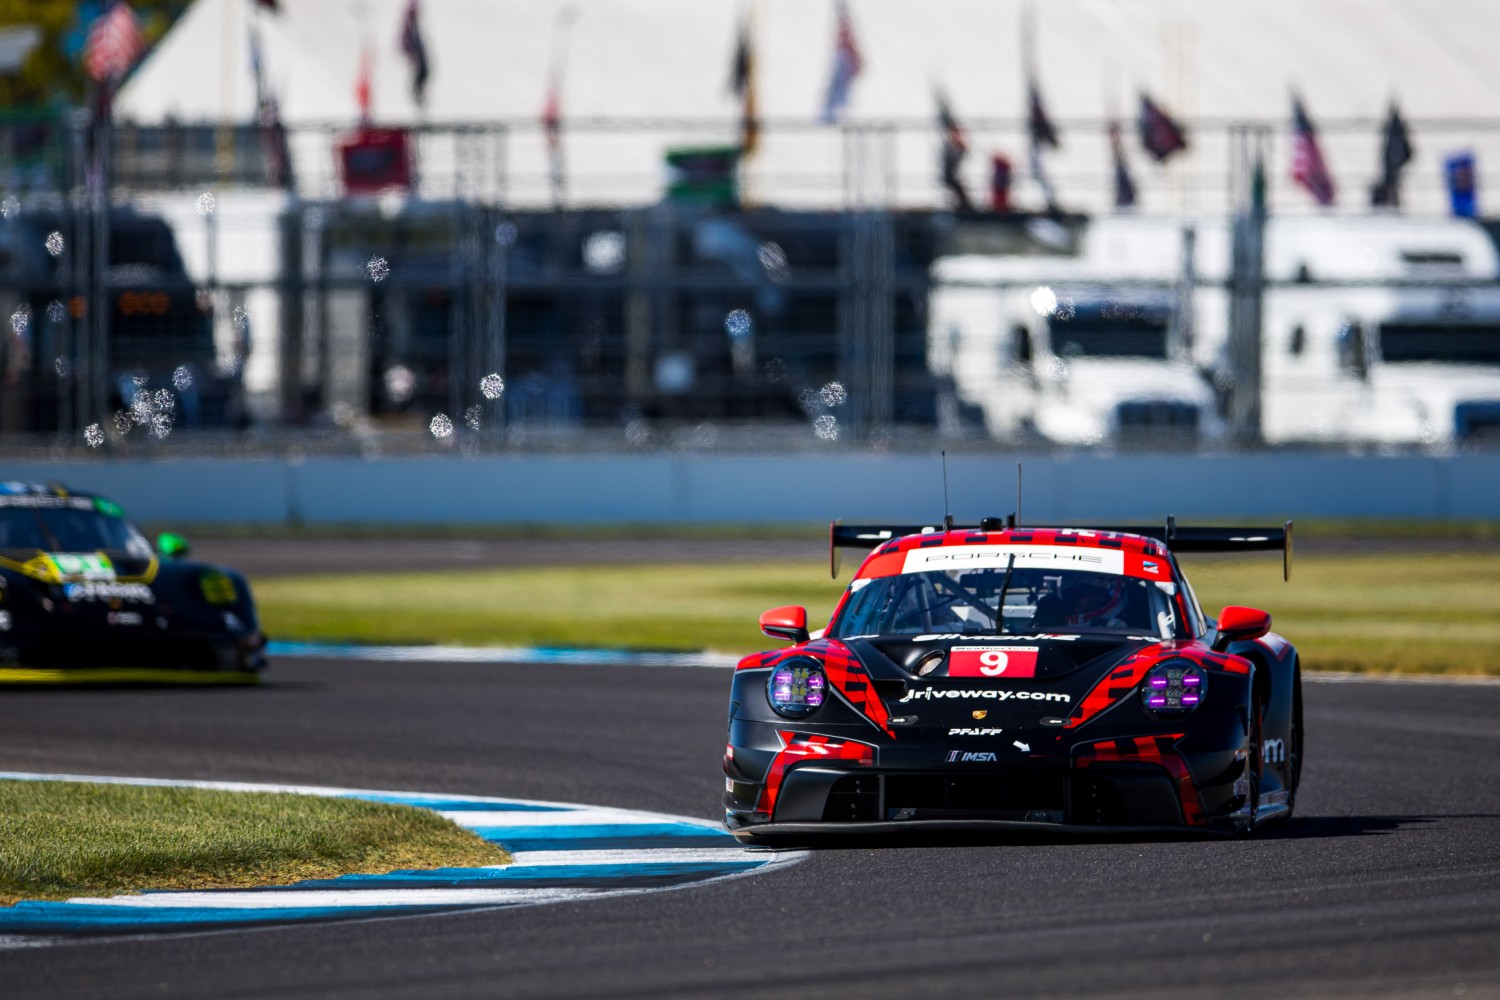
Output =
[
  {"x1": 157, "y1": 532, "x2": 191, "y2": 559},
  {"x1": 1211, "y1": 605, "x2": 1271, "y2": 652},
  {"x1": 759, "y1": 605, "x2": 809, "y2": 644}
]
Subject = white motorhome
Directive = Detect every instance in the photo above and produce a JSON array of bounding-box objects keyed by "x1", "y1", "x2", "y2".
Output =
[
  {"x1": 931, "y1": 215, "x2": 1500, "y2": 449},
  {"x1": 1257, "y1": 217, "x2": 1500, "y2": 448},
  {"x1": 928, "y1": 225, "x2": 1224, "y2": 446}
]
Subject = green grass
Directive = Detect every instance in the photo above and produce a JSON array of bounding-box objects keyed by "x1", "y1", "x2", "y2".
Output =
[
  {"x1": 256, "y1": 550, "x2": 1500, "y2": 675},
  {"x1": 0, "y1": 781, "x2": 510, "y2": 905}
]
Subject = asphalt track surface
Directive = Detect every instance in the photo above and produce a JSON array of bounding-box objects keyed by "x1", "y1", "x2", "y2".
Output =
[{"x1": 3, "y1": 656, "x2": 1499, "y2": 1000}]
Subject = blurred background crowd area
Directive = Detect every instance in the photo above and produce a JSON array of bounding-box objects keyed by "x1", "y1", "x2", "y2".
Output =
[{"x1": 3, "y1": 0, "x2": 1500, "y2": 456}]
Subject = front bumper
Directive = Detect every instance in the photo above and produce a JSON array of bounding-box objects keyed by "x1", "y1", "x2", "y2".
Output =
[{"x1": 0, "y1": 629, "x2": 268, "y2": 680}]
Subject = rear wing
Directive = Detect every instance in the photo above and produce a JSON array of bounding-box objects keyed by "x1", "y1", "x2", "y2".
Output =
[{"x1": 829, "y1": 518, "x2": 1294, "y2": 581}]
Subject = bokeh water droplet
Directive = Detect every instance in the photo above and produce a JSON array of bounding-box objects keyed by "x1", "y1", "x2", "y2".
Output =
[
  {"x1": 172, "y1": 365, "x2": 193, "y2": 391},
  {"x1": 53, "y1": 356, "x2": 69, "y2": 377},
  {"x1": 764, "y1": 358, "x2": 786, "y2": 383},
  {"x1": 45, "y1": 231, "x2": 64, "y2": 257},
  {"x1": 819, "y1": 381, "x2": 847, "y2": 407},
  {"x1": 1031, "y1": 285, "x2": 1058, "y2": 318},
  {"x1": 46, "y1": 300, "x2": 65, "y2": 323},
  {"x1": 150, "y1": 411, "x2": 174, "y2": 439},
  {"x1": 582, "y1": 230, "x2": 625, "y2": 273},
  {"x1": 494, "y1": 222, "x2": 518, "y2": 247},
  {"x1": 724, "y1": 309, "x2": 752, "y2": 339},
  {"x1": 480, "y1": 373, "x2": 505, "y2": 399},
  {"x1": 83, "y1": 423, "x2": 104, "y2": 448},
  {"x1": 0, "y1": 195, "x2": 17, "y2": 219},
  {"x1": 429, "y1": 413, "x2": 454, "y2": 438},
  {"x1": 758, "y1": 241, "x2": 790, "y2": 281},
  {"x1": 384, "y1": 365, "x2": 415, "y2": 403},
  {"x1": 464, "y1": 404, "x2": 483, "y2": 431},
  {"x1": 113, "y1": 410, "x2": 133, "y2": 433},
  {"x1": 11, "y1": 303, "x2": 31, "y2": 334},
  {"x1": 813, "y1": 415, "x2": 839, "y2": 441},
  {"x1": 366, "y1": 255, "x2": 390, "y2": 282},
  {"x1": 196, "y1": 192, "x2": 216, "y2": 216}
]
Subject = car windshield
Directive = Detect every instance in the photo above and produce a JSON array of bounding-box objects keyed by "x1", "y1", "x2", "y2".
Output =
[
  {"x1": 1378, "y1": 323, "x2": 1500, "y2": 365},
  {"x1": 0, "y1": 506, "x2": 153, "y2": 558},
  {"x1": 1051, "y1": 311, "x2": 1171, "y2": 359},
  {"x1": 832, "y1": 565, "x2": 1180, "y2": 639}
]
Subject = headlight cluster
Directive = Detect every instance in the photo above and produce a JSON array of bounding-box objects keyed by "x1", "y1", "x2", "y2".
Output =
[
  {"x1": 767, "y1": 657, "x2": 827, "y2": 719},
  {"x1": 1141, "y1": 661, "x2": 1207, "y2": 715}
]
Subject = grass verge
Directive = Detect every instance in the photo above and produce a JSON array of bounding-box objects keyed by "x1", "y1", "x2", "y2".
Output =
[
  {"x1": 256, "y1": 550, "x2": 1500, "y2": 675},
  {"x1": 0, "y1": 781, "x2": 510, "y2": 905}
]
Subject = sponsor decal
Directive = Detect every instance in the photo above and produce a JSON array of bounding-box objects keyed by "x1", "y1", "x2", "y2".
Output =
[
  {"x1": 972, "y1": 710, "x2": 988, "y2": 720},
  {"x1": 63, "y1": 582, "x2": 155, "y2": 604},
  {"x1": 945, "y1": 751, "x2": 998, "y2": 763},
  {"x1": 48, "y1": 553, "x2": 115, "y2": 582},
  {"x1": 1013, "y1": 740, "x2": 1031, "y2": 752},
  {"x1": 1142, "y1": 560, "x2": 1159, "y2": 573},
  {"x1": 913, "y1": 632, "x2": 1079, "y2": 644},
  {"x1": 899, "y1": 687, "x2": 1071, "y2": 704},
  {"x1": 1262, "y1": 738, "x2": 1286, "y2": 764},
  {"x1": 949, "y1": 645, "x2": 1038, "y2": 678},
  {"x1": 948, "y1": 727, "x2": 1003, "y2": 736},
  {"x1": 222, "y1": 612, "x2": 245, "y2": 631},
  {"x1": 888, "y1": 715, "x2": 918, "y2": 726},
  {"x1": 902, "y1": 545, "x2": 1125, "y2": 577},
  {"x1": 106, "y1": 611, "x2": 143, "y2": 627}
]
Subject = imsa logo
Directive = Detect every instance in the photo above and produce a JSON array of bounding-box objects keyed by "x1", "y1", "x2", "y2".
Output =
[{"x1": 946, "y1": 750, "x2": 999, "y2": 763}]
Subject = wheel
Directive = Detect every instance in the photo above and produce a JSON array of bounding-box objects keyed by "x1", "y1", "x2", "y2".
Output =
[
  {"x1": 1242, "y1": 684, "x2": 1264, "y2": 835},
  {"x1": 1286, "y1": 664, "x2": 1304, "y2": 818}
]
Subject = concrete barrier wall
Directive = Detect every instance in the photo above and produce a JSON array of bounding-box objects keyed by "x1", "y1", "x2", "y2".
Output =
[{"x1": 6, "y1": 452, "x2": 1500, "y2": 524}]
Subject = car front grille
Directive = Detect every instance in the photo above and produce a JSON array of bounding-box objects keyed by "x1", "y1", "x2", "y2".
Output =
[{"x1": 820, "y1": 771, "x2": 1133, "y2": 825}]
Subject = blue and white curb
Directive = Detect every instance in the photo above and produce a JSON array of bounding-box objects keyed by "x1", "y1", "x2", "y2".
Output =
[
  {"x1": 267, "y1": 641, "x2": 740, "y2": 669},
  {"x1": 0, "y1": 773, "x2": 802, "y2": 937}
]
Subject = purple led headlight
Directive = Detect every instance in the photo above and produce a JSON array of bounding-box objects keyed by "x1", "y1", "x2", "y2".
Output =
[
  {"x1": 767, "y1": 657, "x2": 828, "y2": 719},
  {"x1": 1140, "y1": 662, "x2": 1208, "y2": 716}
]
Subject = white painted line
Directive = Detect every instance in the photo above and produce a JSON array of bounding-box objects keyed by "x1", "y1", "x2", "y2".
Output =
[
  {"x1": 73, "y1": 887, "x2": 601, "y2": 909},
  {"x1": 509, "y1": 848, "x2": 783, "y2": 867}
]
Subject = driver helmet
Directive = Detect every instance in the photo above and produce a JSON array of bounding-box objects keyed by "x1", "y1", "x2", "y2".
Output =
[{"x1": 1061, "y1": 578, "x2": 1130, "y2": 626}]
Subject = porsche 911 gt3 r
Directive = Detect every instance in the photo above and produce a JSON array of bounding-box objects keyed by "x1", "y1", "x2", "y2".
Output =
[
  {"x1": 723, "y1": 517, "x2": 1301, "y2": 840},
  {"x1": 0, "y1": 482, "x2": 266, "y2": 683}
]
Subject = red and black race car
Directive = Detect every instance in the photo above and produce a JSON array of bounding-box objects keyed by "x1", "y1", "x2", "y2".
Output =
[{"x1": 723, "y1": 517, "x2": 1300, "y2": 840}]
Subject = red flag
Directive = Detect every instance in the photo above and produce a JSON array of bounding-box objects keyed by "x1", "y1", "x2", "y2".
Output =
[
  {"x1": 1138, "y1": 93, "x2": 1187, "y2": 162},
  {"x1": 1290, "y1": 95, "x2": 1335, "y2": 206},
  {"x1": 84, "y1": 1, "x2": 144, "y2": 83},
  {"x1": 355, "y1": 46, "x2": 372, "y2": 122}
]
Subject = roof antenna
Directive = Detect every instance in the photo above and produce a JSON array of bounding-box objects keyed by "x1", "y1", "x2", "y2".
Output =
[
  {"x1": 941, "y1": 451, "x2": 953, "y2": 532},
  {"x1": 1015, "y1": 462, "x2": 1023, "y2": 527}
]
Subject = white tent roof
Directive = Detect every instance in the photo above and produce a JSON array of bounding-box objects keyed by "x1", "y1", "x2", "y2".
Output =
[{"x1": 115, "y1": 0, "x2": 1500, "y2": 213}]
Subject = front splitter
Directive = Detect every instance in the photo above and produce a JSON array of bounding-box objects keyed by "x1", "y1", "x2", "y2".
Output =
[{"x1": 0, "y1": 668, "x2": 261, "y2": 686}]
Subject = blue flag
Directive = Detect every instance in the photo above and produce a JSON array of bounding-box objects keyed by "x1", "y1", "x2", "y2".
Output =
[{"x1": 1446, "y1": 152, "x2": 1478, "y2": 218}]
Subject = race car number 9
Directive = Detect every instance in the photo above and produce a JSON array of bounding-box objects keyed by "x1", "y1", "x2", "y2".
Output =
[{"x1": 948, "y1": 646, "x2": 1039, "y2": 678}]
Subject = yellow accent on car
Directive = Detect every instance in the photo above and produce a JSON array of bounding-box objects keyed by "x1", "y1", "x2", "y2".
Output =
[
  {"x1": 0, "y1": 668, "x2": 261, "y2": 686},
  {"x1": 200, "y1": 571, "x2": 238, "y2": 605}
]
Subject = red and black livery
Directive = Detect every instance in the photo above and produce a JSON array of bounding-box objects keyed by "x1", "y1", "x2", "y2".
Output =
[{"x1": 723, "y1": 517, "x2": 1301, "y2": 840}]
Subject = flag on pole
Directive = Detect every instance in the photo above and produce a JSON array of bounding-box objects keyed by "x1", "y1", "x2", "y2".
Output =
[
  {"x1": 542, "y1": 9, "x2": 575, "y2": 207},
  {"x1": 399, "y1": 0, "x2": 430, "y2": 108},
  {"x1": 1027, "y1": 83, "x2": 1058, "y2": 151},
  {"x1": 1110, "y1": 120, "x2": 1136, "y2": 209},
  {"x1": 355, "y1": 45, "x2": 372, "y2": 122},
  {"x1": 249, "y1": 24, "x2": 292, "y2": 188},
  {"x1": 84, "y1": 1, "x2": 144, "y2": 83},
  {"x1": 1290, "y1": 94, "x2": 1335, "y2": 206},
  {"x1": 1370, "y1": 101, "x2": 1412, "y2": 208},
  {"x1": 730, "y1": 16, "x2": 759, "y2": 156},
  {"x1": 1445, "y1": 151, "x2": 1478, "y2": 218},
  {"x1": 819, "y1": 0, "x2": 862, "y2": 124},
  {"x1": 936, "y1": 90, "x2": 972, "y2": 211},
  {"x1": 1138, "y1": 93, "x2": 1187, "y2": 162}
]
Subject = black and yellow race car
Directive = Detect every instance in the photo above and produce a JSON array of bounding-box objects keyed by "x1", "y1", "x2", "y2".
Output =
[{"x1": 0, "y1": 482, "x2": 266, "y2": 684}]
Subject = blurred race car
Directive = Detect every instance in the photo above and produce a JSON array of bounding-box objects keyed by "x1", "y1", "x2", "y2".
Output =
[
  {"x1": 723, "y1": 517, "x2": 1300, "y2": 840},
  {"x1": 0, "y1": 482, "x2": 266, "y2": 683}
]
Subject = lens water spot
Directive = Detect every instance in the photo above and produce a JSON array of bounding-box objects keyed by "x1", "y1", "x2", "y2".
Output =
[
  {"x1": 196, "y1": 192, "x2": 216, "y2": 216},
  {"x1": 384, "y1": 365, "x2": 416, "y2": 403},
  {"x1": 429, "y1": 413, "x2": 454, "y2": 438},
  {"x1": 172, "y1": 366, "x2": 193, "y2": 391},
  {"x1": 152, "y1": 388, "x2": 174, "y2": 410},
  {"x1": 232, "y1": 306, "x2": 250, "y2": 331},
  {"x1": 113, "y1": 410, "x2": 133, "y2": 432},
  {"x1": 818, "y1": 381, "x2": 847, "y2": 407},
  {"x1": 797, "y1": 387, "x2": 820, "y2": 415},
  {"x1": 150, "y1": 412, "x2": 174, "y2": 439},
  {"x1": 1047, "y1": 357, "x2": 1070, "y2": 381},
  {"x1": 494, "y1": 222, "x2": 518, "y2": 247},
  {"x1": 46, "y1": 300, "x2": 65, "y2": 323},
  {"x1": 764, "y1": 358, "x2": 786, "y2": 383},
  {"x1": 45, "y1": 231, "x2": 64, "y2": 257},
  {"x1": 758, "y1": 242, "x2": 790, "y2": 281},
  {"x1": 480, "y1": 373, "x2": 505, "y2": 399},
  {"x1": 1054, "y1": 297, "x2": 1076, "y2": 321},
  {"x1": 1031, "y1": 285, "x2": 1058, "y2": 318},
  {"x1": 0, "y1": 195, "x2": 17, "y2": 219},
  {"x1": 83, "y1": 424, "x2": 104, "y2": 448},
  {"x1": 131, "y1": 373, "x2": 148, "y2": 388},
  {"x1": 582, "y1": 230, "x2": 625, "y2": 273},
  {"x1": 724, "y1": 309, "x2": 752, "y2": 339},
  {"x1": 366, "y1": 255, "x2": 390, "y2": 282},
  {"x1": 464, "y1": 405, "x2": 483, "y2": 431},
  {"x1": 813, "y1": 415, "x2": 839, "y2": 441},
  {"x1": 53, "y1": 356, "x2": 69, "y2": 377},
  {"x1": 624, "y1": 418, "x2": 650, "y2": 447},
  {"x1": 10, "y1": 304, "x2": 31, "y2": 333}
]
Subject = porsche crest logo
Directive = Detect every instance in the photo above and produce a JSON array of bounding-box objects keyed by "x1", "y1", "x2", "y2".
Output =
[{"x1": 972, "y1": 710, "x2": 988, "y2": 720}]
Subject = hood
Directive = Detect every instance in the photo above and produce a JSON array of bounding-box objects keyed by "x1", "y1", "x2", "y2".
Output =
[{"x1": 1048, "y1": 358, "x2": 1214, "y2": 408}]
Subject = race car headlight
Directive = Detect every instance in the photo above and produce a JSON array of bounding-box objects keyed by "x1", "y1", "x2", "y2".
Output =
[
  {"x1": 767, "y1": 657, "x2": 827, "y2": 719},
  {"x1": 1141, "y1": 662, "x2": 1207, "y2": 715}
]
